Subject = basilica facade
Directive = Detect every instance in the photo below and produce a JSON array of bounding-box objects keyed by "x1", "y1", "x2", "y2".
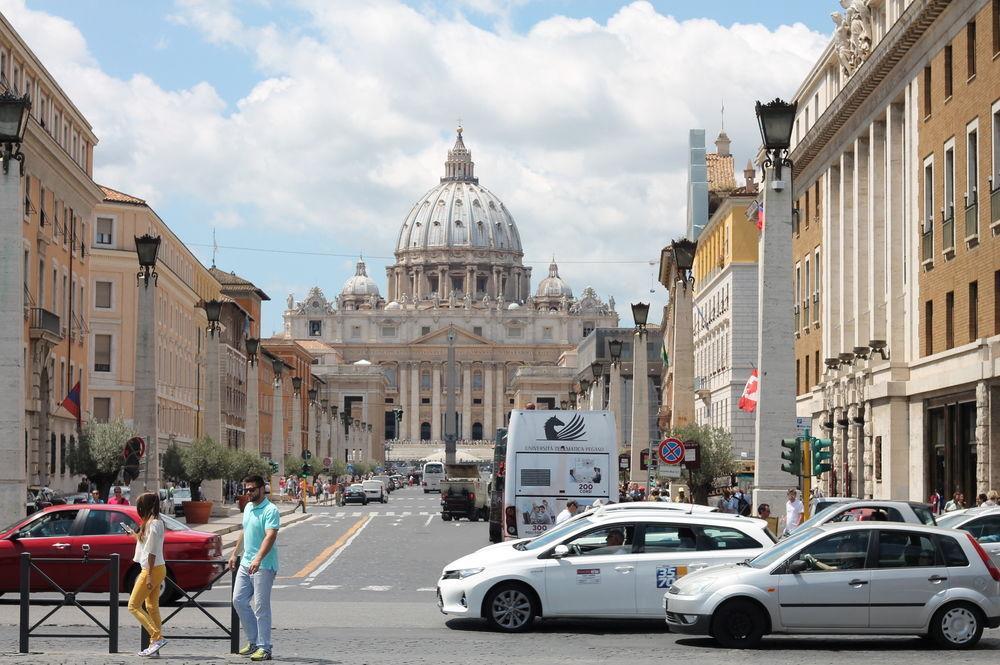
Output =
[{"x1": 282, "y1": 129, "x2": 618, "y2": 446}]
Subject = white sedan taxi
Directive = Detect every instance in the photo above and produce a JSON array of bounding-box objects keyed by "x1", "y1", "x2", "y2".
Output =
[
  {"x1": 666, "y1": 522, "x2": 1000, "y2": 649},
  {"x1": 437, "y1": 506, "x2": 774, "y2": 632}
]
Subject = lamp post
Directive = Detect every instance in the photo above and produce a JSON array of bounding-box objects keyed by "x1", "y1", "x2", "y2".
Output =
[
  {"x1": 666, "y1": 237, "x2": 697, "y2": 434},
  {"x1": 0, "y1": 90, "x2": 30, "y2": 526},
  {"x1": 329, "y1": 404, "x2": 338, "y2": 465},
  {"x1": 590, "y1": 361, "x2": 604, "y2": 410},
  {"x1": 579, "y1": 378, "x2": 591, "y2": 411},
  {"x1": 291, "y1": 376, "x2": 303, "y2": 462},
  {"x1": 630, "y1": 303, "x2": 650, "y2": 485},
  {"x1": 202, "y1": 299, "x2": 224, "y2": 445},
  {"x1": 134, "y1": 234, "x2": 161, "y2": 493},
  {"x1": 753, "y1": 97, "x2": 797, "y2": 513},
  {"x1": 307, "y1": 388, "x2": 318, "y2": 462},
  {"x1": 245, "y1": 337, "x2": 260, "y2": 454},
  {"x1": 318, "y1": 398, "x2": 329, "y2": 467},
  {"x1": 271, "y1": 356, "x2": 285, "y2": 477},
  {"x1": 608, "y1": 338, "x2": 624, "y2": 457}
]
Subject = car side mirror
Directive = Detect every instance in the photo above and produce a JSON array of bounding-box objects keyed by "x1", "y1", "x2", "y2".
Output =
[
  {"x1": 552, "y1": 544, "x2": 570, "y2": 559},
  {"x1": 788, "y1": 559, "x2": 809, "y2": 574}
]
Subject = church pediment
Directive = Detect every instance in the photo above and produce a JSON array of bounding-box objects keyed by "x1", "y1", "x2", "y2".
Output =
[{"x1": 412, "y1": 326, "x2": 491, "y2": 346}]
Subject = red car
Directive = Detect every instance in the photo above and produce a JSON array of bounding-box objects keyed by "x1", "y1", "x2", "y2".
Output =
[{"x1": 0, "y1": 504, "x2": 223, "y2": 604}]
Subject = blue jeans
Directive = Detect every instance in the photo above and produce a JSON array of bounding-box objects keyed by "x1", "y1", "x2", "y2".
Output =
[{"x1": 232, "y1": 566, "x2": 276, "y2": 652}]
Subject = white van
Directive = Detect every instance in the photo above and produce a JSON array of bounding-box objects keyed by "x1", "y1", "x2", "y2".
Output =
[
  {"x1": 500, "y1": 409, "x2": 617, "y2": 539},
  {"x1": 422, "y1": 462, "x2": 445, "y2": 494}
]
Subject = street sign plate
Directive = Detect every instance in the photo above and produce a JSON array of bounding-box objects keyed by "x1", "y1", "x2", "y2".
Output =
[
  {"x1": 796, "y1": 417, "x2": 810, "y2": 436},
  {"x1": 682, "y1": 441, "x2": 700, "y2": 470},
  {"x1": 658, "y1": 465, "x2": 682, "y2": 478},
  {"x1": 618, "y1": 454, "x2": 630, "y2": 470},
  {"x1": 322, "y1": 456, "x2": 332, "y2": 468},
  {"x1": 657, "y1": 438, "x2": 685, "y2": 465}
]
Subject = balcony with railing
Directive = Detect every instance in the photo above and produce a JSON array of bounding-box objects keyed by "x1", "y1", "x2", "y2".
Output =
[
  {"x1": 941, "y1": 206, "x2": 955, "y2": 255},
  {"x1": 965, "y1": 191, "x2": 978, "y2": 242},
  {"x1": 28, "y1": 308, "x2": 63, "y2": 344},
  {"x1": 921, "y1": 219, "x2": 933, "y2": 265}
]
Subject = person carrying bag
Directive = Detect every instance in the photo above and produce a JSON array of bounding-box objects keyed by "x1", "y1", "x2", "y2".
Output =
[{"x1": 127, "y1": 492, "x2": 168, "y2": 657}]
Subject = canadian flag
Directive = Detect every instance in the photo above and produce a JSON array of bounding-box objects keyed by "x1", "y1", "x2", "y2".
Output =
[{"x1": 738, "y1": 369, "x2": 759, "y2": 413}]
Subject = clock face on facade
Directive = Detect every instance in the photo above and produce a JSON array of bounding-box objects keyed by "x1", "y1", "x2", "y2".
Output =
[{"x1": 312, "y1": 301, "x2": 319, "y2": 308}]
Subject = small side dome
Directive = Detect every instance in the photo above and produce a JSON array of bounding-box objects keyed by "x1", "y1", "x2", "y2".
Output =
[
  {"x1": 354, "y1": 359, "x2": 372, "y2": 366},
  {"x1": 385, "y1": 301, "x2": 402, "y2": 310},
  {"x1": 507, "y1": 302, "x2": 520, "y2": 310},
  {"x1": 536, "y1": 260, "x2": 573, "y2": 299},
  {"x1": 340, "y1": 259, "x2": 381, "y2": 297}
]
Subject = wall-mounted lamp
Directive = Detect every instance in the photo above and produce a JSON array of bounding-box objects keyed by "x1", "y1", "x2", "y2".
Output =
[{"x1": 869, "y1": 339, "x2": 890, "y2": 360}]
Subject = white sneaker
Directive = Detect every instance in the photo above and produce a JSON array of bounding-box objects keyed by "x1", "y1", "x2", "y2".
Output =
[{"x1": 149, "y1": 638, "x2": 167, "y2": 653}]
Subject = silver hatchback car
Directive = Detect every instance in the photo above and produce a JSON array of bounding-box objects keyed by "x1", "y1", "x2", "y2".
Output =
[{"x1": 666, "y1": 522, "x2": 1000, "y2": 649}]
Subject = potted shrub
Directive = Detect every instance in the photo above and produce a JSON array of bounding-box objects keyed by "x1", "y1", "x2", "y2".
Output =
[
  {"x1": 180, "y1": 437, "x2": 228, "y2": 524},
  {"x1": 229, "y1": 449, "x2": 270, "y2": 511}
]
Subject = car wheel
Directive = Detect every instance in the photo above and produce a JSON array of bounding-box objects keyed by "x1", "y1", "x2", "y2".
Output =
[
  {"x1": 442, "y1": 513, "x2": 452, "y2": 521},
  {"x1": 469, "y1": 511, "x2": 479, "y2": 522},
  {"x1": 711, "y1": 599, "x2": 766, "y2": 649},
  {"x1": 484, "y1": 584, "x2": 538, "y2": 633},
  {"x1": 930, "y1": 602, "x2": 984, "y2": 649}
]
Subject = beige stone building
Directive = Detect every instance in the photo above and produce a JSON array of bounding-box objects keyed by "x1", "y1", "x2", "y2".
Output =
[
  {"x1": 5, "y1": 13, "x2": 104, "y2": 493},
  {"x1": 283, "y1": 129, "x2": 617, "y2": 452},
  {"x1": 791, "y1": 0, "x2": 1000, "y2": 501},
  {"x1": 88, "y1": 187, "x2": 221, "y2": 464}
]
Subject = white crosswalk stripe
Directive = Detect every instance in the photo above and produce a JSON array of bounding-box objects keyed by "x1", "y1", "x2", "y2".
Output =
[
  {"x1": 360, "y1": 585, "x2": 392, "y2": 591},
  {"x1": 309, "y1": 585, "x2": 342, "y2": 590}
]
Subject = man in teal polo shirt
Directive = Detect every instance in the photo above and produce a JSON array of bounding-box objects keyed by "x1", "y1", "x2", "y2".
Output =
[{"x1": 229, "y1": 474, "x2": 280, "y2": 661}]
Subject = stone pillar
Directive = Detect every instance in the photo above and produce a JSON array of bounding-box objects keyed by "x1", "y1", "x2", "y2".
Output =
[
  {"x1": 306, "y1": 401, "x2": 316, "y2": 460},
  {"x1": 398, "y1": 364, "x2": 408, "y2": 440},
  {"x1": 466, "y1": 266, "x2": 475, "y2": 297},
  {"x1": 431, "y1": 364, "x2": 442, "y2": 441},
  {"x1": 135, "y1": 272, "x2": 159, "y2": 492},
  {"x1": 669, "y1": 283, "x2": 695, "y2": 428},
  {"x1": 483, "y1": 364, "x2": 494, "y2": 438},
  {"x1": 273, "y1": 376, "x2": 284, "y2": 477},
  {"x1": 245, "y1": 360, "x2": 259, "y2": 454},
  {"x1": 0, "y1": 159, "x2": 23, "y2": 525},
  {"x1": 590, "y1": 375, "x2": 604, "y2": 410},
  {"x1": 629, "y1": 330, "x2": 649, "y2": 484},
  {"x1": 753, "y1": 164, "x2": 797, "y2": 515},
  {"x1": 204, "y1": 332, "x2": 223, "y2": 445},
  {"x1": 609, "y1": 361, "x2": 624, "y2": 453},
  {"x1": 846, "y1": 402, "x2": 859, "y2": 497},
  {"x1": 291, "y1": 385, "x2": 302, "y2": 457},
  {"x1": 976, "y1": 381, "x2": 989, "y2": 496},
  {"x1": 410, "y1": 362, "x2": 420, "y2": 441},
  {"x1": 462, "y1": 363, "x2": 472, "y2": 439},
  {"x1": 862, "y1": 400, "x2": 874, "y2": 499},
  {"x1": 495, "y1": 365, "x2": 506, "y2": 430}
]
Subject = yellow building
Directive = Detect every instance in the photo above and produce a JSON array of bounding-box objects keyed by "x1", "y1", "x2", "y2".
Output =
[{"x1": 89, "y1": 187, "x2": 220, "y2": 458}]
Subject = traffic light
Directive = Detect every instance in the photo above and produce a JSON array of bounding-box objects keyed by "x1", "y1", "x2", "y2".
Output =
[
  {"x1": 780, "y1": 438, "x2": 801, "y2": 476},
  {"x1": 811, "y1": 437, "x2": 833, "y2": 476}
]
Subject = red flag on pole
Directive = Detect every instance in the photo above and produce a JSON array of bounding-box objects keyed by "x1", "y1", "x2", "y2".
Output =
[
  {"x1": 61, "y1": 381, "x2": 81, "y2": 425},
  {"x1": 756, "y1": 201, "x2": 764, "y2": 231},
  {"x1": 738, "y1": 370, "x2": 759, "y2": 413}
]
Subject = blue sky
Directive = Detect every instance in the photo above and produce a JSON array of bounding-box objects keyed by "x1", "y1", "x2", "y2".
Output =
[{"x1": 11, "y1": 1, "x2": 831, "y2": 336}]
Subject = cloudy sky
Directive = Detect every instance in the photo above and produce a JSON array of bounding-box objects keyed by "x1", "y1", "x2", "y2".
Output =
[{"x1": 4, "y1": 0, "x2": 830, "y2": 335}]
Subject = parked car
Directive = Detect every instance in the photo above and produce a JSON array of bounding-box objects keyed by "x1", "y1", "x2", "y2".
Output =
[
  {"x1": 343, "y1": 484, "x2": 369, "y2": 505},
  {"x1": 363, "y1": 480, "x2": 388, "y2": 504},
  {"x1": 0, "y1": 504, "x2": 223, "y2": 604},
  {"x1": 171, "y1": 487, "x2": 192, "y2": 517},
  {"x1": 787, "y1": 500, "x2": 936, "y2": 536},
  {"x1": 26, "y1": 486, "x2": 65, "y2": 515},
  {"x1": 158, "y1": 489, "x2": 174, "y2": 516},
  {"x1": 437, "y1": 506, "x2": 775, "y2": 632},
  {"x1": 937, "y1": 506, "x2": 1000, "y2": 561},
  {"x1": 440, "y1": 463, "x2": 488, "y2": 522},
  {"x1": 666, "y1": 522, "x2": 1000, "y2": 649}
]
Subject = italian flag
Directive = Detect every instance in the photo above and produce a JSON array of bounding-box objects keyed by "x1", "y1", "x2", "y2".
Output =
[{"x1": 738, "y1": 370, "x2": 759, "y2": 413}]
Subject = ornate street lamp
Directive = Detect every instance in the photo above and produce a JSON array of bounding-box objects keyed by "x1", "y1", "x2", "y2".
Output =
[
  {"x1": 671, "y1": 238, "x2": 697, "y2": 286},
  {"x1": 271, "y1": 356, "x2": 284, "y2": 379},
  {"x1": 631, "y1": 302, "x2": 650, "y2": 332},
  {"x1": 608, "y1": 338, "x2": 623, "y2": 365},
  {"x1": 134, "y1": 234, "x2": 161, "y2": 287},
  {"x1": 755, "y1": 98, "x2": 797, "y2": 181},
  {"x1": 291, "y1": 376, "x2": 302, "y2": 396},
  {"x1": 245, "y1": 337, "x2": 260, "y2": 365},
  {"x1": 590, "y1": 361, "x2": 603, "y2": 380},
  {"x1": 203, "y1": 299, "x2": 223, "y2": 336},
  {"x1": 308, "y1": 387, "x2": 318, "y2": 403},
  {"x1": 0, "y1": 90, "x2": 31, "y2": 174}
]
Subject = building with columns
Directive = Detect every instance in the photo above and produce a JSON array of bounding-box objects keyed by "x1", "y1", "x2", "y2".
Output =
[
  {"x1": 283, "y1": 128, "x2": 617, "y2": 451},
  {"x1": 792, "y1": 0, "x2": 1000, "y2": 501}
]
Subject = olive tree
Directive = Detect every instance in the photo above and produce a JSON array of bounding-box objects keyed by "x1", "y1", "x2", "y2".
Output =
[
  {"x1": 669, "y1": 423, "x2": 739, "y2": 506},
  {"x1": 66, "y1": 418, "x2": 137, "y2": 501}
]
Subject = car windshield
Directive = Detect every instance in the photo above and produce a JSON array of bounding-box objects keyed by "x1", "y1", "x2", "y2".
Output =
[
  {"x1": 520, "y1": 516, "x2": 595, "y2": 551},
  {"x1": 349, "y1": 485, "x2": 363, "y2": 490},
  {"x1": 745, "y1": 527, "x2": 819, "y2": 569},
  {"x1": 935, "y1": 511, "x2": 969, "y2": 528},
  {"x1": 911, "y1": 504, "x2": 937, "y2": 525},
  {"x1": 794, "y1": 504, "x2": 843, "y2": 532},
  {"x1": 173, "y1": 489, "x2": 191, "y2": 498}
]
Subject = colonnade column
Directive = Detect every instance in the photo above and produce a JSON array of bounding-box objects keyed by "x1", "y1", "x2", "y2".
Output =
[
  {"x1": 398, "y1": 364, "x2": 408, "y2": 440},
  {"x1": 462, "y1": 363, "x2": 473, "y2": 439},
  {"x1": 483, "y1": 364, "x2": 494, "y2": 438},
  {"x1": 431, "y1": 364, "x2": 442, "y2": 441},
  {"x1": 495, "y1": 365, "x2": 505, "y2": 430},
  {"x1": 409, "y1": 362, "x2": 420, "y2": 440}
]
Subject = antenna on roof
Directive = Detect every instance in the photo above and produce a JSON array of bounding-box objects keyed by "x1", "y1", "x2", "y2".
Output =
[
  {"x1": 720, "y1": 100, "x2": 725, "y2": 132},
  {"x1": 211, "y1": 228, "x2": 218, "y2": 268}
]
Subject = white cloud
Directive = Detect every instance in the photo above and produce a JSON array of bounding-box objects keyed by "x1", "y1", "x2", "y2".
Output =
[{"x1": 0, "y1": 0, "x2": 827, "y2": 329}]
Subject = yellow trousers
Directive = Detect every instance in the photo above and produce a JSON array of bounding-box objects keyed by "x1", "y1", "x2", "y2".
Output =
[{"x1": 128, "y1": 564, "x2": 166, "y2": 642}]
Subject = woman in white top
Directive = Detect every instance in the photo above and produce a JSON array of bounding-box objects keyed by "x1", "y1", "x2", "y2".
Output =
[{"x1": 128, "y1": 492, "x2": 168, "y2": 657}]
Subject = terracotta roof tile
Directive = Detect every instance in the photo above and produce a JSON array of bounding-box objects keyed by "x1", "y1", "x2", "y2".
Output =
[
  {"x1": 706, "y1": 153, "x2": 736, "y2": 192},
  {"x1": 209, "y1": 267, "x2": 271, "y2": 301},
  {"x1": 99, "y1": 185, "x2": 146, "y2": 206}
]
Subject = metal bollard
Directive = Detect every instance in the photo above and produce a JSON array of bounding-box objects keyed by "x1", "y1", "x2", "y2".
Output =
[
  {"x1": 230, "y1": 557, "x2": 240, "y2": 654},
  {"x1": 19, "y1": 553, "x2": 29, "y2": 653},
  {"x1": 109, "y1": 553, "x2": 120, "y2": 653}
]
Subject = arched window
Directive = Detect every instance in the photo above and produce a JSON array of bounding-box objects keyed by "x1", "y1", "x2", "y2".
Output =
[
  {"x1": 472, "y1": 422, "x2": 483, "y2": 440},
  {"x1": 420, "y1": 422, "x2": 431, "y2": 441}
]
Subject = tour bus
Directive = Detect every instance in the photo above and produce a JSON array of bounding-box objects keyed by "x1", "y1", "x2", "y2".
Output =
[
  {"x1": 500, "y1": 409, "x2": 616, "y2": 540},
  {"x1": 422, "y1": 461, "x2": 445, "y2": 493}
]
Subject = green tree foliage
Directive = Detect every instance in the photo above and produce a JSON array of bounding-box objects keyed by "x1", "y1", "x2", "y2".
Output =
[
  {"x1": 161, "y1": 443, "x2": 185, "y2": 483},
  {"x1": 668, "y1": 423, "x2": 739, "y2": 506},
  {"x1": 227, "y1": 449, "x2": 270, "y2": 483},
  {"x1": 66, "y1": 418, "x2": 136, "y2": 501},
  {"x1": 327, "y1": 459, "x2": 347, "y2": 480},
  {"x1": 284, "y1": 455, "x2": 304, "y2": 477},
  {"x1": 180, "y1": 437, "x2": 229, "y2": 500},
  {"x1": 351, "y1": 461, "x2": 370, "y2": 477}
]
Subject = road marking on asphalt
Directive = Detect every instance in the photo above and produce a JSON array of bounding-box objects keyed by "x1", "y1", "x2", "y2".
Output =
[
  {"x1": 424, "y1": 514, "x2": 434, "y2": 527},
  {"x1": 416, "y1": 587, "x2": 436, "y2": 592},
  {"x1": 401, "y1": 512, "x2": 412, "y2": 516},
  {"x1": 309, "y1": 585, "x2": 342, "y2": 590},
  {"x1": 272, "y1": 585, "x2": 290, "y2": 589},
  {"x1": 360, "y1": 585, "x2": 392, "y2": 591},
  {"x1": 385, "y1": 511, "x2": 395, "y2": 516},
  {"x1": 294, "y1": 515, "x2": 372, "y2": 580}
]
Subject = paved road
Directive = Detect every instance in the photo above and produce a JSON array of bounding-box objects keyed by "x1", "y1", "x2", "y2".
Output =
[{"x1": 3, "y1": 487, "x2": 1000, "y2": 664}]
